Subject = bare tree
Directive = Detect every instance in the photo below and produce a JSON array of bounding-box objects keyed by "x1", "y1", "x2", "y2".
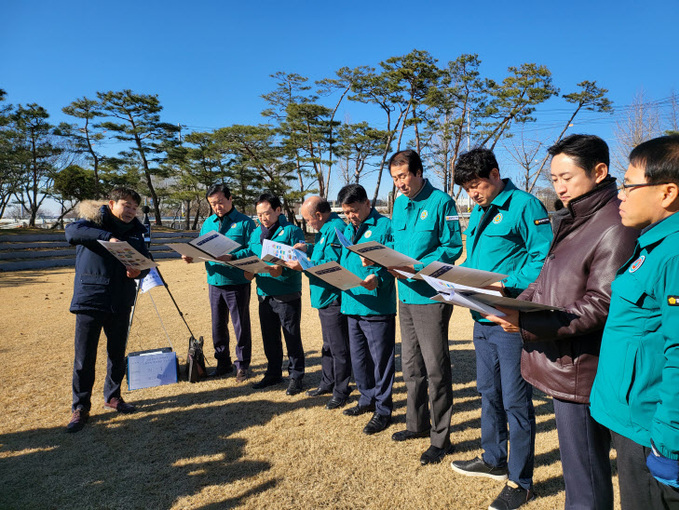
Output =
[{"x1": 612, "y1": 89, "x2": 662, "y2": 174}]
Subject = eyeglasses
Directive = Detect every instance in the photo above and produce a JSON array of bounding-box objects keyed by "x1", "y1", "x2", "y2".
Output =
[{"x1": 617, "y1": 182, "x2": 669, "y2": 197}]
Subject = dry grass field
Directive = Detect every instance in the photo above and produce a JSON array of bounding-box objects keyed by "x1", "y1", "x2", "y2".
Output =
[{"x1": 0, "y1": 259, "x2": 620, "y2": 509}]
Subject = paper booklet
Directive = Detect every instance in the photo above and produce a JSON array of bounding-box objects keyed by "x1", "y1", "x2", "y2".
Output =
[
  {"x1": 226, "y1": 255, "x2": 273, "y2": 274},
  {"x1": 421, "y1": 274, "x2": 565, "y2": 316},
  {"x1": 416, "y1": 261, "x2": 507, "y2": 287},
  {"x1": 261, "y1": 239, "x2": 312, "y2": 269},
  {"x1": 305, "y1": 261, "x2": 365, "y2": 290},
  {"x1": 165, "y1": 231, "x2": 241, "y2": 263},
  {"x1": 98, "y1": 240, "x2": 158, "y2": 270},
  {"x1": 334, "y1": 227, "x2": 421, "y2": 268}
]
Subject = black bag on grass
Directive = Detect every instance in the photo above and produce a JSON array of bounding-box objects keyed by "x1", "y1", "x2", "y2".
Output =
[{"x1": 186, "y1": 336, "x2": 206, "y2": 383}]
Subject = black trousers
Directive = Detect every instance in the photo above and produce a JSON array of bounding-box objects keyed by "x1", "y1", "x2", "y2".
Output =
[
  {"x1": 72, "y1": 310, "x2": 130, "y2": 412},
  {"x1": 399, "y1": 302, "x2": 454, "y2": 449},
  {"x1": 612, "y1": 431, "x2": 679, "y2": 510},
  {"x1": 553, "y1": 397, "x2": 613, "y2": 510},
  {"x1": 209, "y1": 283, "x2": 252, "y2": 370},
  {"x1": 258, "y1": 296, "x2": 305, "y2": 380},
  {"x1": 317, "y1": 299, "x2": 351, "y2": 399}
]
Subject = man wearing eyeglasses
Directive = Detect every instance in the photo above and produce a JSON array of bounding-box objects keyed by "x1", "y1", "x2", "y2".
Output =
[
  {"x1": 485, "y1": 134, "x2": 638, "y2": 510},
  {"x1": 590, "y1": 135, "x2": 679, "y2": 509}
]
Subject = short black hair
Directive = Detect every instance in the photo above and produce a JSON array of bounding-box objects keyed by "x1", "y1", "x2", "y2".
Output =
[
  {"x1": 629, "y1": 134, "x2": 679, "y2": 185},
  {"x1": 454, "y1": 147, "x2": 499, "y2": 186},
  {"x1": 337, "y1": 184, "x2": 368, "y2": 205},
  {"x1": 255, "y1": 192, "x2": 281, "y2": 210},
  {"x1": 109, "y1": 187, "x2": 141, "y2": 206},
  {"x1": 206, "y1": 183, "x2": 231, "y2": 200},
  {"x1": 388, "y1": 149, "x2": 424, "y2": 177},
  {"x1": 547, "y1": 134, "x2": 609, "y2": 176}
]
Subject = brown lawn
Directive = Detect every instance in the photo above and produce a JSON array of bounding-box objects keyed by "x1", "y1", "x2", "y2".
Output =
[{"x1": 0, "y1": 260, "x2": 620, "y2": 509}]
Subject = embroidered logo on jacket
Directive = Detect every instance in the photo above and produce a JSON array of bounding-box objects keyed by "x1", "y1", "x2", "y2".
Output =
[
  {"x1": 420, "y1": 210, "x2": 428, "y2": 220},
  {"x1": 364, "y1": 230, "x2": 372, "y2": 239},
  {"x1": 493, "y1": 213, "x2": 503, "y2": 224},
  {"x1": 629, "y1": 255, "x2": 645, "y2": 273}
]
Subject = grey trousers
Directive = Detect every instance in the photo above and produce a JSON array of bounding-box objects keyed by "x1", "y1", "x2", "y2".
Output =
[{"x1": 399, "y1": 301, "x2": 453, "y2": 448}]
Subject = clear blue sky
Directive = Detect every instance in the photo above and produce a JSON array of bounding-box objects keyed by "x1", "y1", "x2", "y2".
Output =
[{"x1": 2, "y1": 0, "x2": 678, "y2": 206}]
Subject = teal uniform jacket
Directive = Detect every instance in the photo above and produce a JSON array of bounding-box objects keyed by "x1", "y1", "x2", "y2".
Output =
[
  {"x1": 391, "y1": 179, "x2": 464, "y2": 304},
  {"x1": 305, "y1": 213, "x2": 347, "y2": 309},
  {"x1": 590, "y1": 212, "x2": 679, "y2": 460},
  {"x1": 463, "y1": 179, "x2": 552, "y2": 321},
  {"x1": 340, "y1": 208, "x2": 396, "y2": 316},
  {"x1": 200, "y1": 208, "x2": 256, "y2": 286},
  {"x1": 246, "y1": 215, "x2": 305, "y2": 298}
]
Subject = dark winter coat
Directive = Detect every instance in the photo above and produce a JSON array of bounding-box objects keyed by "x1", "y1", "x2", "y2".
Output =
[
  {"x1": 66, "y1": 203, "x2": 150, "y2": 314},
  {"x1": 518, "y1": 177, "x2": 638, "y2": 404}
]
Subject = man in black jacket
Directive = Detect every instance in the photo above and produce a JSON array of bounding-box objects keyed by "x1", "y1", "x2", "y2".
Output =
[{"x1": 65, "y1": 188, "x2": 151, "y2": 433}]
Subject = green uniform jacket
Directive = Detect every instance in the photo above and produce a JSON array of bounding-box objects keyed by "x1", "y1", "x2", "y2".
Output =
[
  {"x1": 391, "y1": 179, "x2": 464, "y2": 304},
  {"x1": 246, "y1": 215, "x2": 305, "y2": 298},
  {"x1": 462, "y1": 179, "x2": 553, "y2": 321},
  {"x1": 340, "y1": 208, "x2": 396, "y2": 316},
  {"x1": 590, "y1": 212, "x2": 679, "y2": 460},
  {"x1": 305, "y1": 213, "x2": 346, "y2": 309},
  {"x1": 200, "y1": 208, "x2": 256, "y2": 286}
]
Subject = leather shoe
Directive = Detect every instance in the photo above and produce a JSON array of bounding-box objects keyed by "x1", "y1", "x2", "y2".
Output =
[
  {"x1": 363, "y1": 412, "x2": 391, "y2": 435},
  {"x1": 208, "y1": 364, "x2": 233, "y2": 377},
  {"x1": 325, "y1": 396, "x2": 349, "y2": 410},
  {"x1": 252, "y1": 376, "x2": 284, "y2": 389},
  {"x1": 306, "y1": 386, "x2": 333, "y2": 397},
  {"x1": 343, "y1": 403, "x2": 375, "y2": 416},
  {"x1": 235, "y1": 368, "x2": 249, "y2": 382},
  {"x1": 420, "y1": 443, "x2": 455, "y2": 465},
  {"x1": 286, "y1": 378, "x2": 304, "y2": 396},
  {"x1": 104, "y1": 397, "x2": 136, "y2": 414},
  {"x1": 66, "y1": 409, "x2": 89, "y2": 433},
  {"x1": 392, "y1": 429, "x2": 431, "y2": 442}
]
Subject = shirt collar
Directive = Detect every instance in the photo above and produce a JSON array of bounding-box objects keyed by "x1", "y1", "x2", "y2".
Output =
[
  {"x1": 488, "y1": 178, "x2": 514, "y2": 210},
  {"x1": 638, "y1": 211, "x2": 679, "y2": 249},
  {"x1": 320, "y1": 212, "x2": 341, "y2": 235}
]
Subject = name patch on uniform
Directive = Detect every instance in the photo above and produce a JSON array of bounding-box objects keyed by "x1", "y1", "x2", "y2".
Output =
[
  {"x1": 420, "y1": 210, "x2": 428, "y2": 220},
  {"x1": 629, "y1": 255, "x2": 645, "y2": 273},
  {"x1": 668, "y1": 296, "x2": 679, "y2": 306},
  {"x1": 493, "y1": 213, "x2": 503, "y2": 224},
  {"x1": 445, "y1": 215, "x2": 459, "y2": 221},
  {"x1": 364, "y1": 230, "x2": 372, "y2": 239},
  {"x1": 534, "y1": 217, "x2": 550, "y2": 225}
]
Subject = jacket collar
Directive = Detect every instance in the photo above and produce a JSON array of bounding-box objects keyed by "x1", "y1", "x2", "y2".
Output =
[
  {"x1": 567, "y1": 176, "x2": 619, "y2": 219},
  {"x1": 320, "y1": 212, "x2": 342, "y2": 235},
  {"x1": 638, "y1": 211, "x2": 679, "y2": 249},
  {"x1": 488, "y1": 178, "x2": 516, "y2": 210},
  {"x1": 405, "y1": 179, "x2": 434, "y2": 204}
]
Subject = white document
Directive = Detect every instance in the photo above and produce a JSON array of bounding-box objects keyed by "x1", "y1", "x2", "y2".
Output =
[
  {"x1": 98, "y1": 240, "x2": 158, "y2": 270},
  {"x1": 421, "y1": 274, "x2": 564, "y2": 314},
  {"x1": 417, "y1": 261, "x2": 507, "y2": 287},
  {"x1": 305, "y1": 261, "x2": 364, "y2": 290},
  {"x1": 422, "y1": 274, "x2": 505, "y2": 316},
  {"x1": 334, "y1": 227, "x2": 420, "y2": 268},
  {"x1": 166, "y1": 231, "x2": 240, "y2": 262}
]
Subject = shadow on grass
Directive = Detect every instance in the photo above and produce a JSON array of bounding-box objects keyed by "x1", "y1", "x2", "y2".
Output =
[{"x1": 0, "y1": 388, "x2": 315, "y2": 509}]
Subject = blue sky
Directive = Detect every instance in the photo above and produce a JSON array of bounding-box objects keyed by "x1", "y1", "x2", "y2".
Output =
[{"x1": 2, "y1": 0, "x2": 678, "y2": 206}]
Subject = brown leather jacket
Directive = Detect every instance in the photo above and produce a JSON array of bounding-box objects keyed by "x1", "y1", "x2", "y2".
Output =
[{"x1": 518, "y1": 177, "x2": 638, "y2": 403}]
